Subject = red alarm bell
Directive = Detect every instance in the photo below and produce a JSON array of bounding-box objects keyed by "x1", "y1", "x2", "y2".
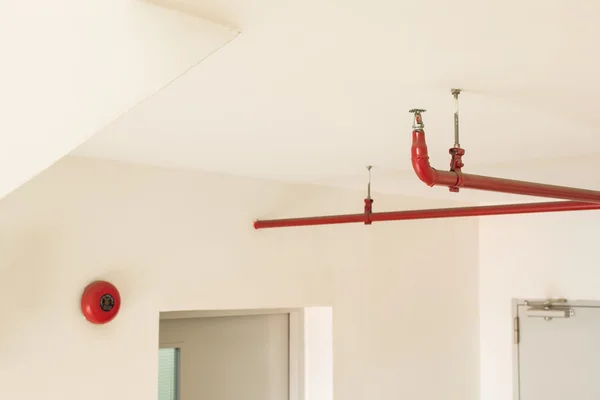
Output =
[{"x1": 81, "y1": 280, "x2": 121, "y2": 324}]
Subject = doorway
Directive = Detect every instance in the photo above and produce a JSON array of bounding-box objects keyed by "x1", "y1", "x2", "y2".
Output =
[{"x1": 159, "y1": 310, "x2": 297, "y2": 400}]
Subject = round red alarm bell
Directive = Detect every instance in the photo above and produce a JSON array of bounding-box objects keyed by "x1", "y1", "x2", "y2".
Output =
[{"x1": 81, "y1": 280, "x2": 121, "y2": 324}]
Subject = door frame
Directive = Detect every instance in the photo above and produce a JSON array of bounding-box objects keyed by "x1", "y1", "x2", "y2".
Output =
[
  {"x1": 160, "y1": 308, "x2": 305, "y2": 400},
  {"x1": 512, "y1": 298, "x2": 600, "y2": 400}
]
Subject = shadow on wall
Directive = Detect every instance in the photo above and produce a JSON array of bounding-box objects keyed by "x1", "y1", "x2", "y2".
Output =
[{"x1": 0, "y1": 226, "x2": 61, "y2": 351}]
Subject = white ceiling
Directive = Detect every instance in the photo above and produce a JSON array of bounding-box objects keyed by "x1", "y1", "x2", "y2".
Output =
[
  {"x1": 73, "y1": 0, "x2": 600, "y2": 204},
  {"x1": 1, "y1": 0, "x2": 236, "y2": 200}
]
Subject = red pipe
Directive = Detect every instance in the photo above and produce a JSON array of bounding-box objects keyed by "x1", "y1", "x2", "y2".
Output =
[
  {"x1": 411, "y1": 129, "x2": 600, "y2": 203},
  {"x1": 253, "y1": 201, "x2": 600, "y2": 229},
  {"x1": 254, "y1": 110, "x2": 600, "y2": 230}
]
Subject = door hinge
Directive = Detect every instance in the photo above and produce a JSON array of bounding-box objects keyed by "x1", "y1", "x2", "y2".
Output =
[{"x1": 513, "y1": 316, "x2": 520, "y2": 344}]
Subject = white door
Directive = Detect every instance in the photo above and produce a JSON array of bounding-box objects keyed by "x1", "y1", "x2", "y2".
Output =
[
  {"x1": 514, "y1": 299, "x2": 600, "y2": 400},
  {"x1": 160, "y1": 313, "x2": 290, "y2": 400}
]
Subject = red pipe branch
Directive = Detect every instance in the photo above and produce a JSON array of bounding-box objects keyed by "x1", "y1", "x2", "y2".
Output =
[
  {"x1": 411, "y1": 129, "x2": 600, "y2": 203},
  {"x1": 253, "y1": 110, "x2": 600, "y2": 230},
  {"x1": 253, "y1": 201, "x2": 600, "y2": 229}
]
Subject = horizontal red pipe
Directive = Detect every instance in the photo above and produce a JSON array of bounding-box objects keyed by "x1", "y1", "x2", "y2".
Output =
[
  {"x1": 253, "y1": 201, "x2": 600, "y2": 229},
  {"x1": 411, "y1": 130, "x2": 600, "y2": 204}
]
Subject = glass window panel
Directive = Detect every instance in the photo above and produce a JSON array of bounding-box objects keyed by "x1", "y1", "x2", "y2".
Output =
[{"x1": 158, "y1": 348, "x2": 179, "y2": 400}]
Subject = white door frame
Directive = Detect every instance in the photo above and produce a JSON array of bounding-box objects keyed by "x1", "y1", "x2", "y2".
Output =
[
  {"x1": 512, "y1": 298, "x2": 600, "y2": 400},
  {"x1": 160, "y1": 308, "x2": 305, "y2": 400}
]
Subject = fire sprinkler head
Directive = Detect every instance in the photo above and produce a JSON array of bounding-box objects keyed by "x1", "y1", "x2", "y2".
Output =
[{"x1": 409, "y1": 109, "x2": 426, "y2": 129}]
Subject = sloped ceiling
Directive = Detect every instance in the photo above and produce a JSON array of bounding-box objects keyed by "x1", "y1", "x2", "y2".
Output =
[
  {"x1": 74, "y1": 0, "x2": 600, "y2": 203},
  {"x1": 0, "y1": 0, "x2": 238, "y2": 199}
]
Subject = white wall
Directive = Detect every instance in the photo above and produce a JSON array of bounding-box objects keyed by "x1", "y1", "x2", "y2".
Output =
[
  {"x1": 0, "y1": 156, "x2": 479, "y2": 400},
  {"x1": 479, "y1": 211, "x2": 600, "y2": 400},
  {"x1": 304, "y1": 307, "x2": 333, "y2": 400},
  {"x1": 0, "y1": 0, "x2": 236, "y2": 200}
]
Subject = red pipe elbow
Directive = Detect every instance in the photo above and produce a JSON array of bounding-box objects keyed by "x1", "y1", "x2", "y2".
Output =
[
  {"x1": 409, "y1": 124, "x2": 600, "y2": 204},
  {"x1": 411, "y1": 130, "x2": 439, "y2": 187}
]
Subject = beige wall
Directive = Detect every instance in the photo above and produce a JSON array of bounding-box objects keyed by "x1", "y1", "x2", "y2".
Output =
[{"x1": 0, "y1": 156, "x2": 479, "y2": 400}]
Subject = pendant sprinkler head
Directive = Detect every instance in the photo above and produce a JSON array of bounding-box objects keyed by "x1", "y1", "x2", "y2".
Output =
[{"x1": 409, "y1": 109, "x2": 426, "y2": 130}]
